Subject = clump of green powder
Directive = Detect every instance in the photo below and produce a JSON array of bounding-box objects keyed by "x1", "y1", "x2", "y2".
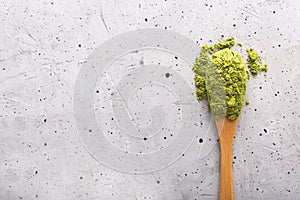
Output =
[
  {"x1": 193, "y1": 37, "x2": 267, "y2": 120},
  {"x1": 202, "y1": 37, "x2": 235, "y2": 54},
  {"x1": 246, "y1": 48, "x2": 268, "y2": 76}
]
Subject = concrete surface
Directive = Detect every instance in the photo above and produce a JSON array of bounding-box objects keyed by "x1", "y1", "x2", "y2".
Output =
[{"x1": 0, "y1": 0, "x2": 299, "y2": 199}]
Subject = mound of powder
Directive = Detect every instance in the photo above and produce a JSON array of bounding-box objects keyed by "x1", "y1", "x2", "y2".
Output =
[{"x1": 193, "y1": 37, "x2": 267, "y2": 120}]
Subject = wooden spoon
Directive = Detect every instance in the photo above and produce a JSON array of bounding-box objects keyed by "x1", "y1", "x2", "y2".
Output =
[{"x1": 215, "y1": 117, "x2": 239, "y2": 200}]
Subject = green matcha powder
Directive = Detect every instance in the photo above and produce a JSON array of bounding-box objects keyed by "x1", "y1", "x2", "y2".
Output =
[{"x1": 192, "y1": 37, "x2": 267, "y2": 120}]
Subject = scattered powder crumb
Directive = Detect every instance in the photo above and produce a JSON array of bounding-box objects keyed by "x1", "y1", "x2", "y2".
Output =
[{"x1": 245, "y1": 100, "x2": 250, "y2": 105}]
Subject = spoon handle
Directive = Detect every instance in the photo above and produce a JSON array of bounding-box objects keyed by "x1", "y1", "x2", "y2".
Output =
[
  {"x1": 219, "y1": 136, "x2": 234, "y2": 200},
  {"x1": 215, "y1": 118, "x2": 238, "y2": 200}
]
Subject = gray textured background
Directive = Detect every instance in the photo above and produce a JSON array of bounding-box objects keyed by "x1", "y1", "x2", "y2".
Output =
[{"x1": 0, "y1": 0, "x2": 299, "y2": 199}]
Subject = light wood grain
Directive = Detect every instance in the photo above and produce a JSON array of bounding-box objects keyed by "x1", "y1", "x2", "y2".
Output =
[{"x1": 215, "y1": 118, "x2": 239, "y2": 200}]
